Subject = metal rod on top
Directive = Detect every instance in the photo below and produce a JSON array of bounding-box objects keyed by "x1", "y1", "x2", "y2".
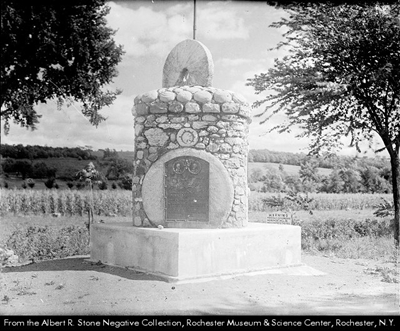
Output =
[{"x1": 193, "y1": 0, "x2": 197, "y2": 40}]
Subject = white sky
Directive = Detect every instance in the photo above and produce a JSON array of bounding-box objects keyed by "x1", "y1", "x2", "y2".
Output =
[{"x1": 0, "y1": 0, "x2": 385, "y2": 156}]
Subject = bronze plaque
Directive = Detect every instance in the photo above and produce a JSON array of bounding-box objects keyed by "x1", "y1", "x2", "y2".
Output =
[{"x1": 165, "y1": 156, "x2": 209, "y2": 222}]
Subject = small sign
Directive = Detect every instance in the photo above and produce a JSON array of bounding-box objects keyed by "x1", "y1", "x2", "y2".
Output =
[{"x1": 265, "y1": 212, "x2": 292, "y2": 225}]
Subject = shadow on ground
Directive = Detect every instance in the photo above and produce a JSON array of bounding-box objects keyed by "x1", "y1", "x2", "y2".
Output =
[{"x1": 1, "y1": 256, "x2": 167, "y2": 282}]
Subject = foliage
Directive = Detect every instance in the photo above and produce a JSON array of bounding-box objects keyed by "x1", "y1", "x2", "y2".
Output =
[
  {"x1": 75, "y1": 162, "x2": 101, "y2": 188},
  {"x1": 249, "y1": 191, "x2": 392, "y2": 212},
  {"x1": 248, "y1": 161, "x2": 391, "y2": 194},
  {"x1": 98, "y1": 180, "x2": 108, "y2": 190},
  {"x1": 247, "y1": 3, "x2": 399, "y2": 155},
  {"x1": 0, "y1": 188, "x2": 132, "y2": 217},
  {"x1": 374, "y1": 198, "x2": 395, "y2": 218},
  {"x1": 26, "y1": 178, "x2": 35, "y2": 189},
  {"x1": 359, "y1": 166, "x2": 392, "y2": 193},
  {"x1": 299, "y1": 159, "x2": 320, "y2": 192},
  {"x1": 103, "y1": 157, "x2": 134, "y2": 180},
  {"x1": 247, "y1": 2, "x2": 400, "y2": 243},
  {"x1": 0, "y1": 1, "x2": 124, "y2": 132},
  {"x1": 44, "y1": 178, "x2": 56, "y2": 189},
  {"x1": 6, "y1": 225, "x2": 89, "y2": 262},
  {"x1": 294, "y1": 217, "x2": 395, "y2": 260},
  {"x1": 249, "y1": 149, "x2": 391, "y2": 170},
  {"x1": 0, "y1": 144, "x2": 97, "y2": 160},
  {"x1": 118, "y1": 174, "x2": 133, "y2": 190}
]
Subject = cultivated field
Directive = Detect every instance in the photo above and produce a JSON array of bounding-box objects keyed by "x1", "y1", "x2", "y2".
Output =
[{"x1": 248, "y1": 162, "x2": 332, "y2": 177}]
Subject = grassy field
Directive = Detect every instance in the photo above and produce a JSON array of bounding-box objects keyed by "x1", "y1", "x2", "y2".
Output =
[
  {"x1": 0, "y1": 188, "x2": 396, "y2": 268},
  {"x1": 248, "y1": 162, "x2": 332, "y2": 177},
  {"x1": 249, "y1": 191, "x2": 392, "y2": 211},
  {"x1": 1, "y1": 209, "x2": 396, "y2": 263}
]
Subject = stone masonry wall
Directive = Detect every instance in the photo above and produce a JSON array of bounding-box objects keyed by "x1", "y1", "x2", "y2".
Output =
[{"x1": 131, "y1": 85, "x2": 251, "y2": 228}]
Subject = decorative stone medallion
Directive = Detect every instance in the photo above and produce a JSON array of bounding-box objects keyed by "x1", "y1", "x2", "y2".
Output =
[{"x1": 176, "y1": 128, "x2": 199, "y2": 147}]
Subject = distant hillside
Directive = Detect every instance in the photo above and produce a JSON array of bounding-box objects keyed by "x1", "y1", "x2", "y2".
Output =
[
  {"x1": 248, "y1": 162, "x2": 332, "y2": 177},
  {"x1": 249, "y1": 148, "x2": 389, "y2": 170}
]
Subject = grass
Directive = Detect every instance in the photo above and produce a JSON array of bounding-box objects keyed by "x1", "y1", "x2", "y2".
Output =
[
  {"x1": 249, "y1": 210, "x2": 397, "y2": 263},
  {"x1": 249, "y1": 191, "x2": 392, "y2": 211},
  {"x1": 0, "y1": 214, "x2": 131, "y2": 245},
  {"x1": 1, "y1": 210, "x2": 397, "y2": 283}
]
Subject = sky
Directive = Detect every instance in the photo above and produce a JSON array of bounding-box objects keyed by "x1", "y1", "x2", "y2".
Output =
[{"x1": 0, "y1": 0, "x2": 385, "y2": 156}]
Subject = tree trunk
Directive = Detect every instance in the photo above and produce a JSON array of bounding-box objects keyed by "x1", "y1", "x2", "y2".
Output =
[{"x1": 390, "y1": 149, "x2": 399, "y2": 247}]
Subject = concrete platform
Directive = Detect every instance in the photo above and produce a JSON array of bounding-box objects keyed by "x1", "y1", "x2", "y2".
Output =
[{"x1": 89, "y1": 222, "x2": 302, "y2": 283}]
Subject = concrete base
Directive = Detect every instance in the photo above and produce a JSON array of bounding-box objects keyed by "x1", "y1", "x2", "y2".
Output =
[{"x1": 89, "y1": 222, "x2": 302, "y2": 283}]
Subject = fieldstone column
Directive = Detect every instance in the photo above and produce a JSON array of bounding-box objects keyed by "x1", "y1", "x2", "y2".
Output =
[{"x1": 131, "y1": 40, "x2": 251, "y2": 228}]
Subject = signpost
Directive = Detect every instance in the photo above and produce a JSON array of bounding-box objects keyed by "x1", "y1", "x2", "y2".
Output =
[{"x1": 265, "y1": 212, "x2": 292, "y2": 225}]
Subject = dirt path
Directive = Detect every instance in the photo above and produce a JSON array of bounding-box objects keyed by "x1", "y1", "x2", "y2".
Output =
[{"x1": 1, "y1": 253, "x2": 399, "y2": 315}]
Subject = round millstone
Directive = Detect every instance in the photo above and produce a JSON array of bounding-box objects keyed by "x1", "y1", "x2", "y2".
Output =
[{"x1": 162, "y1": 39, "x2": 214, "y2": 88}]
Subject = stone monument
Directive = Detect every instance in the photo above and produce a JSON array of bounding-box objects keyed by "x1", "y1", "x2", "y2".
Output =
[
  {"x1": 90, "y1": 39, "x2": 302, "y2": 282},
  {"x1": 132, "y1": 39, "x2": 250, "y2": 229}
]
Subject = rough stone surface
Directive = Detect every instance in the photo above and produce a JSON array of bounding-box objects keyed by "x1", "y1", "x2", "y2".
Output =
[
  {"x1": 202, "y1": 103, "x2": 220, "y2": 113},
  {"x1": 159, "y1": 90, "x2": 176, "y2": 102},
  {"x1": 176, "y1": 91, "x2": 192, "y2": 103},
  {"x1": 185, "y1": 102, "x2": 201, "y2": 113},
  {"x1": 144, "y1": 128, "x2": 169, "y2": 147},
  {"x1": 142, "y1": 90, "x2": 159, "y2": 103},
  {"x1": 132, "y1": 86, "x2": 250, "y2": 228},
  {"x1": 214, "y1": 90, "x2": 232, "y2": 103},
  {"x1": 162, "y1": 39, "x2": 214, "y2": 88},
  {"x1": 194, "y1": 90, "x2": 212, "y2": 104}
]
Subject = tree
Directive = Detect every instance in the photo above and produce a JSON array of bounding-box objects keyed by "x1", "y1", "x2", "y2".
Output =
[
  {"x1": 14, "y1": 160, "x2": 32, "y2": 180},
  {"x1": 1, "y1": 0, "x2": 124, "y2": 133},
  {"x1": 104, "y1": 157, "x2": 133, "y2": 180},
  {"x1": 339, "y1": 167, "x2": 362, "y2": 193},
  {"x1": 248, "y1": 168, "x2": 263, "y2": 183},
  {"x1": 299, "y1": 159, "x2": 320, "y2": 192},
  {"x1": 323, "y1": 168, "x2": 344, "y2": 193},
  {"x1": 247, "y1": 3, "x2": 400, "y2": 245},
  {"x1": 360, "y1": 166, "x2": 391, "y2": 193}
]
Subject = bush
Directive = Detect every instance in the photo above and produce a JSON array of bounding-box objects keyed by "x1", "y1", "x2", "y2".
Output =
[
  {"x1": 118, "y1": 175, "x2": 132, "y2": 190},
  {"x1": 67, "y1": 182, "x2": 74, "y2": 189},
  {"x1": 6, "y1": 225, "x2": 89, "y2": 262},
  {"x1": 295, "y1": 217, "x2": 393, "y2": 253},
  {"x1": 44, "y1": 178, "x2": 55, "y2": 189},
  {"x1": 98, "y1": 181, "x2": 107, "y2": 190}
]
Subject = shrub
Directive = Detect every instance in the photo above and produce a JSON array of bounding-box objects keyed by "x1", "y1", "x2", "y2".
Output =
[
  {"x1": 6, "y1": 225, "x2": 89, "y2": 262},
  {"x1": 111, "y1": 182, "x2": 117, "y2": 189},
  {"x1": 44, "y1": 178, "x2": 55, "y2": 189},
  {"x1": 98, "y1": 181, "x2": 107, "y2": 190},
  {"x1": 118, "y1": 175, "x2": 132, "y2": 190},
  {"x1": 294, "y1": 217, "x2": 393, "y2": 254},
  {"x1": 66, "y1": 182, "x2": 74, "y2": 189}
]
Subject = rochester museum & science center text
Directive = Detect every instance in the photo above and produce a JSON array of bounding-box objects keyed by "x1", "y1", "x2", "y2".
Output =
[{"x1": 3, "y1": 317, "x2": 395, "y2": 328}]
